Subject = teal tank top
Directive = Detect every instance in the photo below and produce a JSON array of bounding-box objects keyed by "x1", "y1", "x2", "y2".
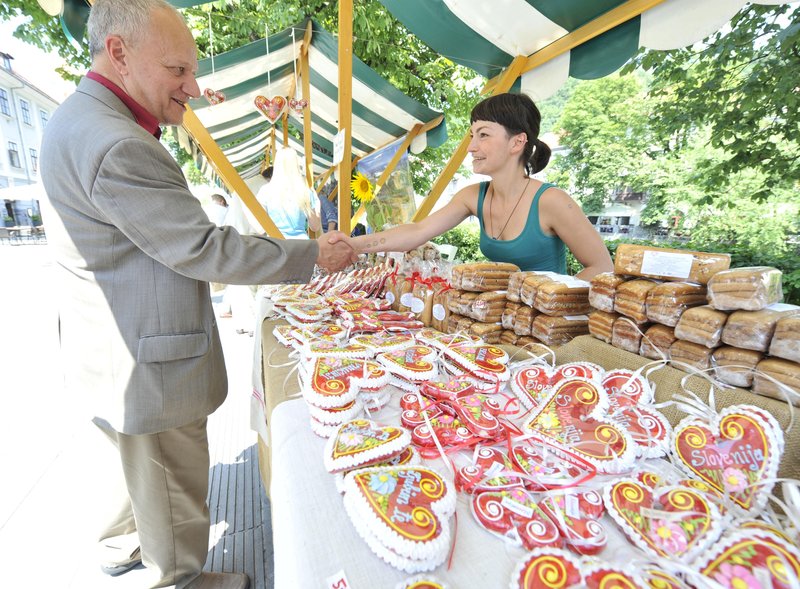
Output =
[{"x1": 476, "y1": 181, "x2": 567, "y2": 273}]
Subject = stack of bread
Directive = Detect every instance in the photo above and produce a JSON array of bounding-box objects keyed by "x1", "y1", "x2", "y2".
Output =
[{"x1": 587, "y1": 245, "x2": 799, "y2": 404}]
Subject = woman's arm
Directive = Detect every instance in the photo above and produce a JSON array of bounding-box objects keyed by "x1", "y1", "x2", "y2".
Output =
[
  {"x1": 351, "y1": 188, "x2": 476, "y2": 253},
  {"x1": 540, "y1": 189, "x2": 613, "y2": 280}
]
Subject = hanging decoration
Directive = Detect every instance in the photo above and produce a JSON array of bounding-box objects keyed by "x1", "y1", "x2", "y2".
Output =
[
  {"x1": 289, "y1": 98, "x2": 309, "y2": 116},
  {"x1": 255, "y1": 95, "x2": 287, "y2": 124},
  {"x1": 203, "y1": 13, "x2": 225, "y2": 106},
  {"x1": 289, "y1": 28, "x2": 310, "y2": 117}
]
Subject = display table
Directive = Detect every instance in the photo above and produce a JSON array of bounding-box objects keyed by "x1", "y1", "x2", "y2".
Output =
[{"x1": 255, "y1": 321, "x2": 799, "y2": 586}]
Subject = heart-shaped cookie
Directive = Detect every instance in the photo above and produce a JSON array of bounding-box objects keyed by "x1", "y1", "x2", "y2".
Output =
[
  {"x1": 377, "y1": 345, "x2": 438, "y2": 382},
  {"x1": 672, "y1": 404, "x2": 783, "y2": 513},
  {"x1": 552, "y1": 361, "x2": 604, "y2": 384},
  {"x1": 342, "y1": 465, "x2": 456, "y2": 572},
  {"x1": 524, "y1": 378, "x2": 636, "y2": 473},
  {"x1": 540, "y1": 490, "x2": 607, "y2": 555},
  {"x1": 442, "y1": 344, "x2": 510, "y2": 383},
  {"x1": 511, "y1": 439, "x2": 597, "y2": 490},
  {"x1": 511, "y1": 365, "x2": 553, "y2": 410},
  {"x1": 455, "y1": 446, "x2": 524, "y2": 494},
  {"x1": 350, "y1": 332, "x2": 415, "y2": 355},
  {"x1": 203, "y1": 87, "x2": 225, "y2": 105},
  {"x1": 471, "y1": 487, "x2": 562, "y2": 550},
  {"x1": 304, "y1": 340, "x2": 371, "y2": 359},
  {"x1": 324, "y1": 419, "x2": 411, "y2": 473},
  {"x1": 254, "y1": 94, "x2": 286, "y2": 123},
  {"x1": 411, "y1": 413, "x2": 479, "y2": 449},
  {"x1": 302, "y1": 357, "x2": 388, "y2": 408},
  {"x1": 510, "y1": 547, "x2": 582, "y2": 589},
  {"x1": 604, "y1": 478, "x2": 723, "y2": 561},
  {"x1": 333, "y1": 446, "x2": 419, "y2": 494},
  {"x1": 416, "y1": 328, "x2": 483, "y2": 350},
  {"x1": 418, "y1": 378, "x2": 475, "y2": 402},
  {"x1": 288, "y1": 97, "x2": 308, "y2": 115},
  {"x1": 450, "y1": 392, "x2": 502, "y2": 439},
  {"x1": 602, "y1": 369, "x2": 653, "y2": 405},
  {"x1": 581, "y1": 565, "x2": 646, "y2": 589},
  {"x1": 612, "y1": 405, "x2": 672, "y2": 459}
]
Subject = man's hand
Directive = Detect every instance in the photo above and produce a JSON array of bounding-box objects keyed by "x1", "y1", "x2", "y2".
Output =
[{"x1": 316, "y1": 231, "x2": 358, "y2": 272}]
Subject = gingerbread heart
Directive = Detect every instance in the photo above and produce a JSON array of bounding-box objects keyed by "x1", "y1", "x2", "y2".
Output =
[
  {"x1": 540, "y1": 490, "x2": 607, "y2": 555},
  {"x1": 400, "y1": 404, "x2": 444, "y2": 430},
  {"x1": 272, "y1": 324, "x2": 300, "y2": 348},
  {"x1": 302, "y1": 357, "x2": 387, "y2": 408},
  {"x1": 377, "y1": 345, "x2": 438, "y2": 382},
  {"x1": 333, "y1": 446, "x2": 419, "y2": 494},
  {"x1": 411, "y1": 413, "x2": 478, "y2": 449},
  {"x1": 524, "y1": 378, "x2": 636, "y2": 473},
  {"x1": 342, "y1": 465, "x2": 456, "y2": 572},
  {"x1": 511, "y1": 439, "x2": 597, "y2": 490},
  {"x1": 602, "y1": 369, "x2": 653, "y2": 406},
  {"x1": 418, "y1": 378, "x2": 475, "y2": 402},
  {"x1": 471, "y1": 487, "x2": 562, "y2": 550},
  {"x1": 511, "y1": 365, "x2": 553, "y2": 410},
  {"x1": 454, "y1": 446, "x2": 524, "y2": 494},
  {"x1": 284, "y1": 301, "x2": 332, "y2": 323},
  {"x1": 304, "y1": 340, "x2": 370, "y2": 359},
  {"x1": 551, "y1": 361, "x2": 604, "y2": 384},
  {"x1": 696, "y1": 529, "x2": 800, "y2": 589},
  {"x1": 612, "y1": 405, "x2": 672, "y2": 459},
  {"x1": 604, "y1": 478, "x2": 723, "y2": 561},
  {"x1": 324, "y1": 419, "x2": 411, "y2": 473},
  {"x1": 510, "y1": 547, "x2": 582, "y2": 589},
  {"x1": 288, "y1": 97, "x2": 308, "y2": 115},
  {"x1": 254, "y1": 94, "x2": 286, "y2": 123},
  {"x1": 672, "y1": 404, "x2": 783, "y2": 513},
  {"x1": 416, "y1": 328, "x2": 483, "y2": 350},
  {"x1": 203, "y1": 87, "x2": 225, "y2": 105},
  {"x1": 581, "y1": 565, "x2": 646, "y2": 589},
  {"x1": 450, "y1": 392, "x2": 502, "y2": 439},
  {"x1": 442, "y1": 344, "x2": 509, "y2": 383},
  {"x1": 351, "y1": 332, "x2": 415, "y2": 354},
  {"x1": 290, "y1": 323, "x2": 346, "y2": 345}
]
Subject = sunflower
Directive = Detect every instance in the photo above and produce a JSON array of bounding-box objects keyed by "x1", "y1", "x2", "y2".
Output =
[{"x1": 351, "y1": 172, "x2": 374, "y2": 203}]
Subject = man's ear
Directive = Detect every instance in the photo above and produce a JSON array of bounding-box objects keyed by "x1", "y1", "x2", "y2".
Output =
[{"x1": 106, "y1": 35, "x2": 129, "y2": 75}]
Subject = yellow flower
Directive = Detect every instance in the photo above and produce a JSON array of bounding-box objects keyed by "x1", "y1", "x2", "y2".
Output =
[{"x1": 351, "y1": 172, "x2": 374, "y2": 203}]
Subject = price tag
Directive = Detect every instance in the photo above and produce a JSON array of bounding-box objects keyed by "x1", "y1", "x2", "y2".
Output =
[
  {"x1": 432, "y1": 304, "x2": 446, "y2": 321},
  {"x1": 640, "y1": 251, "x2": 693, "y2": 279},
  {"x1": 410, "y1": 297, "x2": 424, "y2": 313},
  {"x1": 564, "y1": 494, "x2": 581, "y2": 519},
  {"x1": 400, "y1": 292, "x2": 415, "y2": 307},
  {"x1": 326, "y1": 570, "x2": 351, "y2": 589},
  {"x1": 385, "y1": 291, "x2": 395, "y2": 304},
  {"x1": 501, "y1": 495, "x2": 533, "y2": 519},
  {"x1": 332, "y1": 129, "x2": 345, "y2": 166},
  {"x1": 484, "y1": 461, "x2": 505, "y2": 479}
]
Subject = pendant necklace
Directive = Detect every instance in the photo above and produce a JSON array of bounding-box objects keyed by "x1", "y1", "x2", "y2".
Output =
[{"x1": 488, "y1": 177, "x2": 531, "y2": 239}]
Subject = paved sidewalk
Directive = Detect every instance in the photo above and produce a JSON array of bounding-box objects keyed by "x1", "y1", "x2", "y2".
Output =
[{"x1": 0, "y1": 245, "x2": 274, "y2": 587}]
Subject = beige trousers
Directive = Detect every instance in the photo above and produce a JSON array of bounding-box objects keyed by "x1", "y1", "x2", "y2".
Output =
[{"x1": 94, "y1": 417, "x2": 210, "y2": 588}]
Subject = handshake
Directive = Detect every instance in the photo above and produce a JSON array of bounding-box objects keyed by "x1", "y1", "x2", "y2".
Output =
[{"x1": 315, "y1": 231, "x2": 361, "y2": 272}]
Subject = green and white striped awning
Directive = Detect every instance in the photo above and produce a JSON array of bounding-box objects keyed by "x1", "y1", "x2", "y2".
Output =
[
  {"x1": 180, "y1": 19, "x2": 447, "y2": 179},
  {"x1": 377, "y1": 0, "x2": 787, "y2": 101}
]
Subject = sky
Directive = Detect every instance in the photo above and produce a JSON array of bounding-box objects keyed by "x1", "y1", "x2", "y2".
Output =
[{"x1": 0, "y1": 15, "x2": 77, "y2": 102}]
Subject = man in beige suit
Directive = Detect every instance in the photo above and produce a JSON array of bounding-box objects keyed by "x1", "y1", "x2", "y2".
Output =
[{"x1": 39, "y1": 1, "x2": 355, "y2": 587}]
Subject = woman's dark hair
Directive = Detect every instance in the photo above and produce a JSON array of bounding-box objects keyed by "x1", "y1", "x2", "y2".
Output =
[
  {"x1": 470, "y1": 93, "x2": 551, "y2": 175},
  {"x1": 261, "y1": 165, "x2": 274, "y2": 180}
]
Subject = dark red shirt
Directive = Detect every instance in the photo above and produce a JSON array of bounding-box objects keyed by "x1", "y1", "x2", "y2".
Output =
[{"x1": 86, "y1": 71, "x2": 162, "y2": 139}]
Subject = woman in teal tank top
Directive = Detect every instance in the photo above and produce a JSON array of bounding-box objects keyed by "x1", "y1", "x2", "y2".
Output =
[{"x1": 350, "y1": 94, "x2": 612, "y2": 280}]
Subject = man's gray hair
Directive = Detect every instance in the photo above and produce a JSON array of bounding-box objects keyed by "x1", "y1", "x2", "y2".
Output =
[{"x1": 87, "y1": 0, "x2": 179, "y2": 58}]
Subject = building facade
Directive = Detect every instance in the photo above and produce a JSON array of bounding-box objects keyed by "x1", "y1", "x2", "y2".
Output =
[{"x1": 0, "y1": 51, "x2": 60, "y2": 225}]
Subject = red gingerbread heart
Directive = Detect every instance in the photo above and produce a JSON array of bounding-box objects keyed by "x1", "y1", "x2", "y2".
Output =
[
  {"x1": 602, "y1": 369, "x2": 653, "y2": 405},
  {"x1": 551, "y1": 362, "x2": 604, "y2": 384},
  {"x1": 288, "y1": 97, "x2": 308, "y2": 115},
  {"x1": 604, "y1": 478, "x2": 723, "y2": 561},
  {"x1": 203, "y1": 87, "x2": 225, "y2": 105},
  {"x1": 302, "y1": 357, "x2": 388, "y2": 408},
  {"x1": 540, "y1": 490, "x2": 607, "y2": 555},
  {"x1": 441, "y1": 343, "x2": 510, "y2": 383},
  {"x1": 612, "y1": 405, "x2": 672, "y2": 459},
  {"x1": 581, "y1": 565, "x2": 646, "y2": 588},
  {"x1": 672, "y1": 404, "x2": 782, "y2": 513},
  {"x1": 411, "y1": 413, "x2": 479, "y2": 449},
  {"x1": 511, "y1": 439, "x2": 597, "y2": 490},
  {"x1": 419, "y1": 378, "x2": 475, "y2": 402},
  {"x1": 377, "y1": 345, "x2": 438, "y2": 382},
  {"x1": 254, "y1": 94, "x2": 286, "y2": 123},
  {"x1": 455, "y1": 446, "x2": 524, "y2": 494},
  {"x1": 450, "y1": 392, "x2": 502, "y2": 439},
  {"x1": 510, "y1": 547, "x2": 582, "y2": 589},
  {"x1": 471, "y1": 487, "x2": 562, "y2": 550},
  {"x1": 523, "y1": 378, "x2": 636, "y2": 473},
  {"x1": 324, "y1": 419, "x2": 410, "y2": 473},
  {"x1": 511, "y1": 365, "x2": 553, "y2": 410},
  {"x1": 350, "y1": 332, "x2": 415, "y2": 354}
]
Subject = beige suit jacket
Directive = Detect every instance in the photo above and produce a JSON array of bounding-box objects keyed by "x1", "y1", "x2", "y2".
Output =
[{"x1": 40, "y1": 77, "x2": 317, "y2": 434}]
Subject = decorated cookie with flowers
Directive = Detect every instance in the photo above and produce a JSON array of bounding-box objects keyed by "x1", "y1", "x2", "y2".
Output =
[
  {"x1": 511, "y1": 438, "x2": 597, "y2": 490},
  {"x1": 510, "y1": 365, "x2": 553, "y2": 410},
  {"x1": 455, "y1": 446, "x2": 525, "y2": 494},
  {"x1": 472, "y1": 486, "x2": 562, "y2": 550},
  {"x1": 334, "y1": 446, "x2": 420, "y2": 494},
  {"x1": 539, "y1": 490, "x2": 607, "y2": 555},
  {"x1": 441, "y1": 343, "x2": 510, "y2": 383},
  {"x1": 324, "y1": 419, "x2": 411, "y2": 473},
  {"x1": 377, "y1": 345, "x2": 439, "y2": 383},
  {"x1": 301, "y1": 357, "x2": 388, "y2": 409},
  {"x1": 509, "y1": 547, "x2": 582, "y2": 589}
]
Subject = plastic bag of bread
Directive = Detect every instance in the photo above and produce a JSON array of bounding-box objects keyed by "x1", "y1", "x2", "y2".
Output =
[
  {"x1": 411, "y1": 282, "x2": 435, "y2": 327},
  {"x1": 520, "y1": 273, "x2": 557, "y2": 307},
  {"x1": 589, "y1": 272, "x2": 627, "y2": 313},
  {"x1": 588, "y1": 310, "x2": 618, "y2": 344},
  {"x1": 534, "y1": 277, "x2": 592, "y2": 316},
  {"x1": 453, "y1": 261, "x2": 519, "y2": 292},
  {"x1": 721, "y1": 304, "x2": 800, "y2": 352},
  {"x1": 507, "y1": 272, "x2": 538, "y2": 302},
  {"x1": 384, "y1": 273, "x2": 404, "y2": 310},
  {"x1": 753, "y1": 357, "x2": 800, "y2": 407},
  {"x1": 397, "y1": 274, "x2": 416, "y2": 313},
  {"x1": 711, "y1": 346, "x2": 763, "y2": 388},
  {"x1": 670, "y1": 339, "x2": 714, "y2": 371},
  {"x1": 640, "y1": 324, "x2": 677, "y2": 360},
  {"x1": 531, "y1": 315, "x2": 589, "y2": 347},
  {"x1": 614, "y1": 279, "x2": 660, "y2": 323},
  {"x1": 454, "y1": 291, "x2": 479, "y2": 316},
  {"x1": 502, "y1": 301, "x2": 521, "y2": 330},
  {"x1": 469, "y1": 291, "x2": 507, "y2": 323},
  {"x1": 516, "y1": 335, "x2": 540, "y2": 351},
  {"x1": 674, "y1": 305, "x2": 729, "y2": 348},
  {"x1": 645, "y1": 282, "x2": 707, "y2": 327},
  {"x1": 611, "y1": 317, "x2": 649, "y2": 354},
  {"x1": 707, "y1": 266, "x2": 783, "y2": 311},
  {"x1": 430, "y1": 283, "x2": 452, "y2": 333},
  {"x1": 445, "y1": 289, "x2": 464, "y2": 314},
  {"x1": 614, "y1": 244, "x2": 731, "y2": 284},
  {"x1": 513, "y1": 306, "x2": 536, "y2": 336},
  {"x1": 499, "y1": 330, "x2": 519, "y2": 346},
  {"x1": 470, "y1": 321, "x2": 502, "y2": 344},
  {"x1": 769, "y1": 316, "x2": 800, "y2": 363},
  {"x1": 446, "y1": 313, "x2": 465, "y2": 334}
]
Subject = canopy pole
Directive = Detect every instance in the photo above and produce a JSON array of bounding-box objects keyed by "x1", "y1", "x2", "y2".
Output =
[
  {"x1": 412, "y1": 56, "x2": 527, "y2": 222},
  {"x1": 336, "y1": 0, "x2": 354, "y2": 234},
  {"x1": 300, "y1": 21, "x2": 314, "y2": 187},
  {"x1": 182, "y1": 105, "x2": 284, "y2": 238}
]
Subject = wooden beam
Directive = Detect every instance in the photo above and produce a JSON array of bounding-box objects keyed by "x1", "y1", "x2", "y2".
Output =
[
  {"x1": 182, "y1": 105, "x2": 284, "y2": 238},
  {"x1": 300, "y1": 21, "x2": 314, "y2": 188},
  {"x1": 483, "y1": 0, "x2": 666, "y2": 95},
  {"x1": 281, "y1": 111, "x2": 289, "y2": 147},
  {"x1": 412, "y1": 56, "x2": 528, "y2": 222},
  {"x1": 337, "y1": 0, "x2": 353, "y2": 234}
]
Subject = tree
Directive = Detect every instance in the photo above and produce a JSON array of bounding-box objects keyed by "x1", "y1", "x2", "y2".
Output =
[{"x1": 628, "y1": 4, "x2": 800, "y2": 202}]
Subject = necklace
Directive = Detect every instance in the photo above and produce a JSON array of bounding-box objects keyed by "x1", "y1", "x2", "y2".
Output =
[{"x1": 487, "y1": 178, "x2": 530, "y2": 239}]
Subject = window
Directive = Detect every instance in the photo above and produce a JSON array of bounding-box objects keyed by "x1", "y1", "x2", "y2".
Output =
[
  {"x1": 1, "y1": 55, "x2": 10, "y2": 71},
  {"x1": 29, "y1": 148, "x2": 38, "y2": 173},
  {"x1": 40, "y1": 109, "x2": 49, "y2": 129},
  {"x1": 8, "y1": 142, "x2": 20, "y2": 168},
  {"x1": 0, "y1": 89, "x2": 9, "y2": 116},
  {"x1": 20, "y1": 99, "x2": 31, "y2": 125}
]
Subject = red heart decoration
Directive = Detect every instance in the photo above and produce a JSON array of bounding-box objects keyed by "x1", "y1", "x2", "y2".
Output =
[
  {"x1": 613, "y1": 405, "x2": 672, "y2": 459},
  {"x1": 672, "y1": 404, "x2": 782, "y2": 513},
  {"x1": 411, "y1": 413, "x2": 478, "y2": 449},
  {"x1": 511, "y1": 439, "x2": 597, "y2": 490},
  {"x1": 419, "y1": 378, "x2": 475, "y2": 402},
  {"x1": 539, "y1": 491, "x2": 607, "y2": 555},
  {"x1": 552, "y1": 362, "x2": 604, "y2": 384},
  {"x1": 288, "y1": 97, "x2": 308, "y2": 115},
  {"x1": 254, "y1": 94, "x2": 286, "y2": 123},
  {"x1": 581, "y1": 565, "x2": 647, "y2": 588},
  {"x1": 450, "y1": 392, "x2": 502, "y2": 439},
  {"x1": 302, "y1": 357, "x2": 388, "y2": 408},
  {"x1": 455, "y1": 446, "x2": 524, "y2": 494},
  {"x1": 601, "y1": 369, "x2": 653, "y2": 406},
  {"x1": 377, "y1": 345, "x2": 438, "y2": 382},
  {"x1": 604, "y1": 478, "x2": 723, "y2": 561},
  {"x1": 524, "y1": 378, "x2": 636, "y2": 473},
  {"x1": 350, "y1": 332, "x2": 414, "y2": 354},
  {"x1": 324, "y1": 419, "x2": 410, "y2": 473},
  {"x1": 442, "y1": 343, "x2": 510, "y2": 382},
  {"x1": 416, "y1": 327, "x2": 483, "y2": 350},
  {"x1": 511, "y1": 365, "x2": 553, "y2": 410},
  {"x1": 511, "y1": 548, "x2": 582, "y2": 589},
  {"x1": 203, "y1": 87, "x2": 225, "y2": 105},
  {"x1": 472, "y1": 487, "x2": 562, "y2": 550}
]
